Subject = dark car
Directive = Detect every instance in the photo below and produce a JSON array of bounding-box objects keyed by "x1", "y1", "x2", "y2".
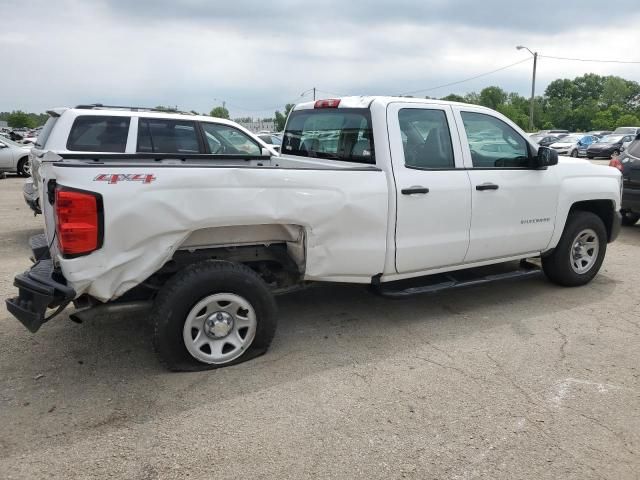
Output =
[
  {"x1": 530, "y1": 134, "x2": 562, "y2": 147},
  {"x1": 611, "y1": 137, "x2": 640, "y2": 226},
  {"x1": 588, "y1": 130, "x2": 612, "y2": 138},
  {"x1": 586, "y1": 134, "x2": 635, "y2": 159}
]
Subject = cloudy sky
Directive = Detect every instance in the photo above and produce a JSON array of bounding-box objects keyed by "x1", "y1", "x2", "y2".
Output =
[{"x1": 2, "y1": 0, "x2": 640, "y2": 118}]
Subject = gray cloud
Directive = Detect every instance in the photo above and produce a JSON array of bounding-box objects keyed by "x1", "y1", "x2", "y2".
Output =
[{"x1": 1, "y1": 0, "x2": 639, "y2": 118}]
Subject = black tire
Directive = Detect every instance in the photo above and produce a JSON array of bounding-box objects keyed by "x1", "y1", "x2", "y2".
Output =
[
  {"x1": 587, "y1": 154, "x2": 594, "y2": 159},
  {"x1": 17, "y1": 157, "x2": 30, "y2": 177},
  {"x1": 570, "y1": 149, "x2": 578, "y2": 157},
  {"x1": 621, "y1": 211, "x2": 640, "y2": 226},
  {"x1": 542, "y1": 211, "x2": 607, "y2": 287},
  {"x1": 152, "y1": 260, "x2": 277, "y2": 371}
]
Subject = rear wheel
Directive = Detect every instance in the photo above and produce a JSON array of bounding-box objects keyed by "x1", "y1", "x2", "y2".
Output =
[
  {"x1": 621, "y1": 211, "x2": 640, "y2": 226},
  {"x1": 152, "y1": 260, "x2": 277, "y2": 371},
  {"x1": 542, "y1": 211, "x2": 607, "y2": 286},
  {"x1": 17, "y1": 157, "x2": 30, "y2": 177}
]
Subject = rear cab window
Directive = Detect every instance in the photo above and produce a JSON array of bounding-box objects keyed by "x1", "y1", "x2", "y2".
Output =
[
  {"x1": 67, "y1": 115, "x2": 130, "y2": 152},
  {"x1": 282, "y1": 108, "x2": 375, "y2": 164}
]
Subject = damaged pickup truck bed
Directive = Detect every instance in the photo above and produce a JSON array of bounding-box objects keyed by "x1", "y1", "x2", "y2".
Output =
[{"x1": 7, "y1": 97, "x2": 622, "y2": 370}]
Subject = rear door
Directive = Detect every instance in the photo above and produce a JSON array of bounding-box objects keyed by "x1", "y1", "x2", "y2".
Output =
[
  {"x1": 452, "y1": 106, "x2": 559, "y2": 262},
  {"x1": 388, "y1": 102, "x2": 472, "y2": 273}
]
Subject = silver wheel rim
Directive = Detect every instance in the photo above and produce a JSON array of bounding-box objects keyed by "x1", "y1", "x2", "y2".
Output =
[
  {"x1": 570, "y1": 228, "x2": 599, "y2": 274},
  {"x1": 23, "y1": 160, "x2": 31, "y2": 176},
  {"x1": 183, "y1": 293, "x2": 257, "y2": 364}
]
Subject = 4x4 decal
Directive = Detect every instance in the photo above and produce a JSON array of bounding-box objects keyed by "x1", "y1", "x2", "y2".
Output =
[{"x1": 94, "y1": 174, "x2": 156, "y2": 184}]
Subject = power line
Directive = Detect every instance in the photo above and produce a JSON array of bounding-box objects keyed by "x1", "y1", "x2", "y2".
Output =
[
  {"x1": 397, "y1": 58, "x2": 532, "y2": 96},
  {"x1": 539, "y1": 54, "x2": 640, "y2": 64}
]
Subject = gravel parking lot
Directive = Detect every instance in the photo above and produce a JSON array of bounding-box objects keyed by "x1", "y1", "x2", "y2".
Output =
[{"x1": 0, "y1": 175, "x2": 638, "y2": 479}]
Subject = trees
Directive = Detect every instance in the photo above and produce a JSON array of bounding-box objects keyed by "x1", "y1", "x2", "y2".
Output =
[
  {"x1": 210, "y1": 105, "x2": 230, "y2": 119},
  {"x1": 6, "y1": 111, "x2": 35, "y2": 128},
  {"x1": 479, "y1": 86, "x2": 507, "y2": 110},
  {"x1": 274, "y1": 103, "x2": 294, "y2": 131}
]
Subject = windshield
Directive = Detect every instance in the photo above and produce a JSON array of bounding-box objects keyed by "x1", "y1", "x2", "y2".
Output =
[
  {"x1": 282, "y1": 108, "x2": 374, "y2": 164},
  {"x1": 599, "y1": 135, "x2": 624, "y2": 143}
]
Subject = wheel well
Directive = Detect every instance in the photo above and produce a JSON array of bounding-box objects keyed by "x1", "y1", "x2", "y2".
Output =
[
  {"x1": 140, "y1": 244, "x2": 304, "y2": 297},
  {"x1": 569, "y1": 200, "x2": 615, "y2": 241}
]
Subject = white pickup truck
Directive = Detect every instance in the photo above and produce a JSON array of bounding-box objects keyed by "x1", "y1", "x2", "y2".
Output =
[{"x1": 7, "y1": 97, "x2": 622, "y2": 370}]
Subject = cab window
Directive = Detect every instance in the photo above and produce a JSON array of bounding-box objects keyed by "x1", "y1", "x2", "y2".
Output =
[
  {"x1": 461, "y1": 112, "x2": 530, "y2": 168},
  {"x1": 399, "y1": 109, "x2": 455, "y2": 169}
]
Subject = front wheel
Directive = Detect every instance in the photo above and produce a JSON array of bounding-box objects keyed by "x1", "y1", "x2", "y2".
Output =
[
  {"x1": 570, "y1": 149, "x2": 578, "y2": 157},
  {"x1": 152, "y1": 261, "x2": 277, "y2": 371},
  {"x1": 17, "y1": 157, "x2": 30, "y2": 177},
  {"x1": 621, "y1": 211, "x2": 640, "y2": 226},
  {"x1": 542, "y1": 211, "x2": 607, "y2": 287}
]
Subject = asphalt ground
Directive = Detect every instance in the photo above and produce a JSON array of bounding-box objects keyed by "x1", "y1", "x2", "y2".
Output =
[{"x1": 0, "y1": 174, "x2": 638, "y2": 479}]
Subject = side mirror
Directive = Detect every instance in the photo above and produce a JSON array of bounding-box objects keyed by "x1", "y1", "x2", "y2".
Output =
[{"x1": 534, "y1": 146, "x2": 558, "y2": 168}]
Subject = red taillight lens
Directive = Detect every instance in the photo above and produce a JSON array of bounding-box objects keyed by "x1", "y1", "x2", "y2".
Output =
[
  {"x1": 609, "y1": 158, "x2": 623, "y2": 172},
  {"x1": 314, "y1": 98, "x2": 341, "y2": 108},
  {"x1": 55, "y1": 188, "x2": 102, "y2": 256}
]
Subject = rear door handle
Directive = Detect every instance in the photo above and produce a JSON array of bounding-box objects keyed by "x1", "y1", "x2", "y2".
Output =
[
  {"x1": 401, "y1": 186, "x2": 430, "y2": 195},
  {"x1": 476, "y1": 183, "x2": 499, "y2": 191}
]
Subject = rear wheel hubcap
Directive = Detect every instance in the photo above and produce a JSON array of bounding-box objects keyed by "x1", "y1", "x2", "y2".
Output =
[{"x1": 183, "y1": 293, "x2": 257, "y2": 364}]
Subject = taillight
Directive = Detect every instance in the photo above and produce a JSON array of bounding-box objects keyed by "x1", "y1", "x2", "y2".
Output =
[
  {"x1": 55, "y1": 187, "x2": 103, "y2": 257},
  {"x1": 609, "y1": 158, "x2": 623, "y2": 172},
  {"x1": 314, "y1": 98, "x2": 341, "y2": 108}
]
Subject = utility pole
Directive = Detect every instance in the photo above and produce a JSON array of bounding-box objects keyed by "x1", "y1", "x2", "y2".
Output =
[
  {"x1": 313, "y1": 87, "x2": 316, "y2": 101},
  {"x1": 517, "y1": 46, "x2": 537, "y2": 132}
]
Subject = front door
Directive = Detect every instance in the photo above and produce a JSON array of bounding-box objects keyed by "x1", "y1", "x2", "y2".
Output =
[
  {"x1": 452, "y1": 107, "x2": 559, "y2": 263},
  {"x1": 388, "y1": 103, "x2": 472, "y2": 273}
]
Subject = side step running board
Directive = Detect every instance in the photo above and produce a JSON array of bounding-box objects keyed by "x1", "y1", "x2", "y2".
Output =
[{"x1": 373, "y1": 261, "x2": 542, "y2": 298}]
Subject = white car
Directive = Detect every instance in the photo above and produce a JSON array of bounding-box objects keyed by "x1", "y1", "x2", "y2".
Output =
[
  {"x1": 22, "y1": 105, "x2": 278, "y2": 214},
  {"x1": 0, "y1": 137, "x2": 31, "y2": 176},
  {"x1": 548, "y1": 134, "x2": 596, "y2": 157},
  {"x1": 8, "y1": 97, "x2": 622, "y2": 371}
]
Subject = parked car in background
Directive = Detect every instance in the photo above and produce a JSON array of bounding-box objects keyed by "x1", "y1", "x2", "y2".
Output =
[
  {"x1": 613, "y1": 127, "x2": 640, "y2": 136},
  {"x1": 588, "y1": 130, "x2": 612, "y2": 138},
  {"x1": 23, "y1": 104, "x2": 279, "y2": 215},
  {"x1": 587, "y1": 134, "x2": 635, "y2": 159},
  {"x1": 257, "y1": 133, "x2": 282, "y2": 153},
  {"x1": 576, "y1": 135, "x2": 599, "y2": 157},
  {"x1": 550, "y1": 134, "x2": 597, "y2": 157},
  {"x1": 530, "y1": 134, "x2": 562, "y2": 147},
  {"x1": 609, "y1": 137, "x2": 640, "y2": 225},
  {"x1": 0, "y1": 137, "x2": 31, "y2": 176}
]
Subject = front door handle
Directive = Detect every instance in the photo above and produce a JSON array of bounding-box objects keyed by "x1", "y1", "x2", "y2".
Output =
[
  {"x1": 401, "y1": 186, "x2": 430, "y2": 195},
  {"x1": 476, "y1": 183, "x2": 499, "y2": 191}
]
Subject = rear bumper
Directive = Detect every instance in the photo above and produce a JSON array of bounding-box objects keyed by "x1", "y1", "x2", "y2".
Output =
[
  {"x1": 621, "y1": 186, "x2": 640, "y2": 213},
  {"x1": 5, "y1": 235, "x2": 75, "y2": 333}
]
